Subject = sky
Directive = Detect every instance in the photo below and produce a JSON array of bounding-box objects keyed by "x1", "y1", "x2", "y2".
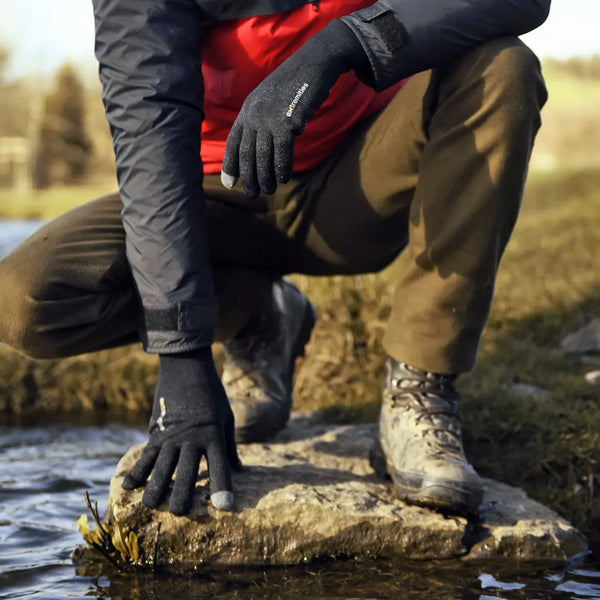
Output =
[{"x1": 1, "y1": 0, "x2": 599, "y2": 80}]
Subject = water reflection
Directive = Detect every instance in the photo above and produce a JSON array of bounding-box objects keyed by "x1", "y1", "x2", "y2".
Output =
[
  {"x1": 478, "y1": 573, "x2": 526, "y2": 590},
  {"x1": 74, "y1": 558, "x2": 600, "y2": 600},
  {"x1": 555, "y1": 578, "x2": 600, "y2": 597}
]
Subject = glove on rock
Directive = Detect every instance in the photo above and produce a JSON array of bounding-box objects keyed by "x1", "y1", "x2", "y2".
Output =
[
  {"x1": 122, "y1": 348, "x2": 241, "y2": 515},
  {"x1": 221, "y1": 19, "x2": 368, "y2": 197}
]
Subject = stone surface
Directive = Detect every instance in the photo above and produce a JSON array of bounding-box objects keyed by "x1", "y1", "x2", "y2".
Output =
[
  {"x1": 106, "y1": 414, "x2": 586, "y2": 567},
  {"x1": 561, "y1": 319, "x2": 600, "y2": 354},
  {"x1": 506, "y1": 383, "x2": 550, "y2": 402}
]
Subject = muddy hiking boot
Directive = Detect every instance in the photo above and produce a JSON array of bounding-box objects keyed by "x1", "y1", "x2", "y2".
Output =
[
  {"x1": 371, "y1": 357, "x2": 484, "y2": 516},
  {"x1": 222, "y1": 278, "x2": 316, "y2": 443}
]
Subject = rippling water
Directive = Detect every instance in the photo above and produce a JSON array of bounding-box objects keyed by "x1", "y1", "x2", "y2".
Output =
[
  {"x1": 0, "y1": 426, "x2": 146, "y2": 599},
  {"x1": 1, "y1": 425, "x2": 600, "y2": 600}
]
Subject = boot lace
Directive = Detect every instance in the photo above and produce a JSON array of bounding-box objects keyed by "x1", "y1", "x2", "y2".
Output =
[{"x1": 388, "y1": 363, "x2": 463, "y2": 459}]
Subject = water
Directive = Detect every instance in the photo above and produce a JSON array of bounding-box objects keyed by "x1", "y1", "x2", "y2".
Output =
[
  {"x1": 0, "y1": 425, "x2": 145, "y2": 599},
  {"x1": 1, "y1": 425, "x2": 600, "y2": 600},
  {"x1": 0, "y1": 220, "x2": 44, "y2": 259}
]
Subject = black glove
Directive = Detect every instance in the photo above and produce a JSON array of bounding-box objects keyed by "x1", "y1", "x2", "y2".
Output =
[
  {"x1": 122, "y1": 348, "x2": 241, "y2": 515},
  {"x1": 221, "y1": 19, "x2": 368, "y2": 197}
]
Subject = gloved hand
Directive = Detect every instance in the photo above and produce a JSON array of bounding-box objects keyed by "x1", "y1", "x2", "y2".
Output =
[
  {"x1": 122, "y1": 347, "x2": 242, "y2": 515},
  {"x1": 221, "y1": 19, "x2": 368, "y2": 197}
]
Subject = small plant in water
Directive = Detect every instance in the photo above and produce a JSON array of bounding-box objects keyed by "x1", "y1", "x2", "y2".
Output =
[{"x1": 77, "y1": 490, "x2": 142, "y2": 570}]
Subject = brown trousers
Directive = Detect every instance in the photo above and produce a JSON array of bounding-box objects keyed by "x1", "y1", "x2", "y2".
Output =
[{"x1": 0, "y1": 37, "x2": 547, "y2": 374}]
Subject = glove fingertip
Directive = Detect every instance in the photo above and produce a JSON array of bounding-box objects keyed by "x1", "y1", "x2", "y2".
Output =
[
  {"x1": 169, "y1": 499, "x2": 191, "y2": 517},
  {"x1": 142, "y1": 487, "x2": 164, "y2": 510},
  {"x1": 221, "y1": 171, "x2": 238, "y2": 190},
  {"x1": 261, "y1": 184, "x2": 277, "y2": 196},
  {"x1": 210, "y1": 490, "x2": 234, "y2": 511},
  {"x1": 121, "y1": 475, "x2": 138, "y2": 490},
  {"x1": 142, "y1": 495, "x2": 160, "y2": 510},
  {"x1": 275, "y1": 165, "x2": 293, "y2": 185}
]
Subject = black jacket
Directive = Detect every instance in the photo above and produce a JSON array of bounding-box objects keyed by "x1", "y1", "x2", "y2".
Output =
[{"x1": 91, "y1": 0, "x2": 550, "y2": 354}]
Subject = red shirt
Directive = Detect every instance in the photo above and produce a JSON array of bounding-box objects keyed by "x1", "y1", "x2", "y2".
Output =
[{"x1": 200, "y1": 0, "x2": 407, "y2": 174}]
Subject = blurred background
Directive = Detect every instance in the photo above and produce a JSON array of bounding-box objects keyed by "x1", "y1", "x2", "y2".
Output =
[
  {"x1": 0, "y1": 0, "x2": 599, "y2": 213},
  {"x1": 0, "y1": 0, "x2": 598, "y2": 209},
  {"x1": 1, "y1": 0, "x2": 600, "y2": 542}
]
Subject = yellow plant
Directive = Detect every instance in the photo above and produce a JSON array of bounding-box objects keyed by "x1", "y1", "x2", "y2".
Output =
[{"x1": 77, "y1": 490, "x2": 141, "y2": 569}]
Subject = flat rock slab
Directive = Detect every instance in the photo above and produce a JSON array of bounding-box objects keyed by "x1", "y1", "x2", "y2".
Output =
[{"x1": 107, "y1": 414, "x2": 586, "y2": 567}]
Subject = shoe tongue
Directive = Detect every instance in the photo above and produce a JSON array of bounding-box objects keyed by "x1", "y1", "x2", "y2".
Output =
[{"x1": 386, "y1": 358, "x2": 415, "y2": 385}]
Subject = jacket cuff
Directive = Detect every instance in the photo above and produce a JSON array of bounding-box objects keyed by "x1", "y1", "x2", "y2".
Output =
[
  {"x1": 341, "y1": 3, "x2": 408, "y2": 92},
  {"x1": 142, "y1": 299, "x2": 216, "y2": 354}
]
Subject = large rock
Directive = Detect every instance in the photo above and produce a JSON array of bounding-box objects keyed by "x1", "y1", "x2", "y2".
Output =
[{"x1": 106, "y1": 414, "x2": 586, "y2": 567}]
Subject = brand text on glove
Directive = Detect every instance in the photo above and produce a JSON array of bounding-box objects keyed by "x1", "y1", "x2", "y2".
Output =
[{"x1": 286, "y1": 83, "x2": 309, "y2": 117}]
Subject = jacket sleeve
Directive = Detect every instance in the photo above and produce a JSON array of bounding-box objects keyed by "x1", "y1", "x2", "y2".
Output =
[
  {"x1": 92, "y1": 0, "x2": 215, "y2": 354},
  {"x1": 340, "y1": 0, "x2": 551, "y2": 91}
]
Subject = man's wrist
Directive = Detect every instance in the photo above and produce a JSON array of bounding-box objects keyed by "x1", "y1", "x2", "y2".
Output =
[{"x1": 308, "y1": 19, "x2": 370, "y2": 75}]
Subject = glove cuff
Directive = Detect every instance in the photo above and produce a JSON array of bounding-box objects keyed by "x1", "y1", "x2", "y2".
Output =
[
  {"x1": 308, "y1": 19, "x2": 370, "y2": 76},
  {"x1": 152, "y1": 347, "x2": 219, "y2": 426}
]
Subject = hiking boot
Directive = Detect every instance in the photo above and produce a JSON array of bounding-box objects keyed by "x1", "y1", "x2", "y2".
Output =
[
  {"x1": 222, "y1": 278, "x2": 316, "y2": 443},
  {"x1": 371, "y1": 357, "x2": 483, "y2": 515}
]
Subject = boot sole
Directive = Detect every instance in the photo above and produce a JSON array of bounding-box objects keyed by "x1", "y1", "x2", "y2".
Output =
[
  {"x1": 369, "y1": 438, "x2": 483, "y2": 517},
  {"x1": 234, "y1": 297, "x2": 317, "y2": 444}
]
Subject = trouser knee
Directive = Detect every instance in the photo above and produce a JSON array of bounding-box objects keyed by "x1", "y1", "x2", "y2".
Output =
[
  {"x1": 488, "y1": 37, "x2": 546, "y2": 127},
  {"x1": 438, "y1": 37, "x2": 548, "y2": 137},
  {"x1": 0, "y1": 259, "x2": 50, "y2": 358}
]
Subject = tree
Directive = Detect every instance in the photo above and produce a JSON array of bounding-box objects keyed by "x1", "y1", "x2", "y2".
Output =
[
  {"x1": 33, "y1": 62, "x2": 92, "y2": 187},
  {"x1": 0, "y1": 47, "x2": 31, "y2": 137},
  {"x1": 0, "y1": 47, "x2": 9, "y2": 84}
]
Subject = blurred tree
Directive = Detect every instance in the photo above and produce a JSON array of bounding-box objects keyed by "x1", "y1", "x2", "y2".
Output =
[
  {"x1": 545, "y1": 54, "x2": 600, "y2": 79},
  {"x1": 0, "y1": 47, "x2": 31, "y2": 137},
  {"x1": 0, "y1": 47, "x2": 36, "y2": 189},
  {"x1": 33, "y1": 62, "x2": 92, "y2": 187}
]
